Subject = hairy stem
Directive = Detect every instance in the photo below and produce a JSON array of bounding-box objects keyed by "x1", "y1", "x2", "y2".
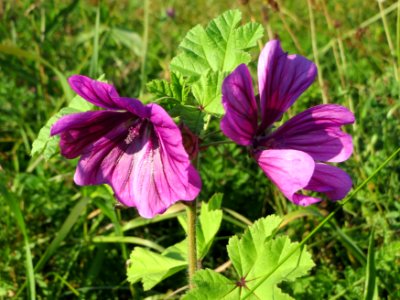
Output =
[{"x1": 186, "y1": 200, "x2": 197, "y2": 289}]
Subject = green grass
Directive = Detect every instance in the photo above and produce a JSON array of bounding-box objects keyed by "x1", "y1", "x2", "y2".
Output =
[{"x1": 0, "y1": 0, "x2": 399, "y2": 299}]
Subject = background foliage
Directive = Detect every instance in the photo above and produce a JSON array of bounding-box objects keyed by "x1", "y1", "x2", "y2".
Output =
[{"x1": 1, "y1": 0, "x2": 399, "y2": 299}]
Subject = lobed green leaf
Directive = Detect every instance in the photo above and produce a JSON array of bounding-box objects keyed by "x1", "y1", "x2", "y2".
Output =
[
  {"x1": 192, "y1": 71, "x2": 226, "y2": 115},
  {"x1": 170, "y1": 9, "x2": 264, "y2": 115},
  {"x1": 184, "y1": 215, "x2": 315, "y2": 300},
  {"x1": 170, "y1": 104, "x2": 206, "y2": 135},
  {"x1": 171, "y1": 10, "x2": 263, "y2": 80},
  {"x1": 197, "y1": 194, "x2": 223, "y2": 259},
  {"x1": 127, "y1": 248, "x2": 187, "y2": 291},
  {"x1": 147, "y1": 72, "x2": 190, "y2": 103}
]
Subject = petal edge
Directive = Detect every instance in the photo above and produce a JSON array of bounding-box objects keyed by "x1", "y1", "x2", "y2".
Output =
[
  {"x1": 255, "y1": 149, "x2": 315, "y2": 204},
  {"x1": 221, "y1": 64, "x2": 258, "y2": 146},
  {"x1": 258, "y1": 40, "x2": 317, "y2": 131}
]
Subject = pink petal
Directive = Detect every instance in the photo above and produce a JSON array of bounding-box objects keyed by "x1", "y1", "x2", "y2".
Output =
[
  {"x1": 291, "y1": 194, "x2": 322, "y2": 206},
  {"x1": 254, "y1": 149, "x2": 315, "y2": 205},
  {"x1": 68, "y1": 75, "x2": 121, "y2": 109},
  {"x1": 50, "y1": 110, "x2": 132, "y2": 159},
  {"x1": 74, "y1": 104, "x2": 201, "y2": 218},
  {"x1": 148, "y1": 103, "x2": 202, "y2": 202},
  {"x1": 221, "y1": 64, "x2": 258, "y2": 146},
  {"x1": 265, "y1": 104, "x2": 355, "y2": 162},
  {"x1": 73, "y1": 120, "x2": 135, "y2": 186},
  {"x1": 257, "y1": 40, "x2": 317, "y2": 131}
]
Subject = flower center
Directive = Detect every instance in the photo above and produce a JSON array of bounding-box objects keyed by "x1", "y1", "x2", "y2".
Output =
[
  {"x1": 250, "y1": 134, "x2": 279, "y2": 157},
  {"x1": 235, "y1": 276, "x2": 247, "y2": 288},
  {"x1": 124, "y1": 119, "x2": 143, "y2": 144}
]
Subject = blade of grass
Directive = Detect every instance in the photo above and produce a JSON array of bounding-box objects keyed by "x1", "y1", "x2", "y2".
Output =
[
  {"x1": 34, "y1": 197, "x2": 89, "y2": 271},
  {"x1": 320, "y1": 2, "x2": 399, "y2": 56},
  {"x1": 223, "y1": 207, "x2": 253, "y2": 226},
  {"x1": 91, "y1": 236, "x2": 164, "y2": 252},
  {"x1": 397, "y1": 0, "x2": 400, "y2": 109},
  {"x1": 378, "y1": 0, "x2": 399, "y2": 81},
  {"x1": 331, "y1": 278, "x2": 365, "y2": 300},
  {"x1": 242, "y1": 146, "x2": 400, "y2": 299},
  {"x1": 0, "y1": 44, "x2": 73, "y2": 100},
  {"x1": 0, "y1": 179, "x2": 36, "y2": 300},
  {"x1": 93, "y1": 198, "x2": 128, "y2": 259},
  {"x1": 15, "y1": 196, "x2": 89, "y2": 298},
  {"x1": 63, "y1": 285, "x2": 130, "y2": 295},
  {"x1": 53, "y1": 244, "x2": 83, "y2": 299},
  {"x1": 46, "y1": 0, "x2": 79, "y2": 37},
  {"x1": 85, "y1": 244, "x2": 106, "y2": 288},
  {"x1": 122, "y1": 210, "x2": 185, "y2": 232},
  {"x1": 275, "y1": 0, "x2": 304, "y2": 54},
  {"x1": 364, "y1": 227, "x2": 377, "y2": 300},
  {"x1": 222, "y1": 214, "x2": 248, "y2": 229},
  {"x1": 397, "y1": 0, "x2": 400, "y2": 70},
  {"x1": 280, "y1": 208, "x2": 321, "y2": 229},
  {"x1": 89, "y1": 6, "x2": 100, "y2": 77},
  {"x1": 320, "y1": 0, "x2": 346, "y2": 87},
  {"x1": 50, "y1": 272, "x2": 80, "y2": 297},
  {"x1": 331, "y1": 221, "x2": 366, "y2": 265},
  {"x1": 139, "y1": 0, "x2": 149, "y2": 97},
  {"x1": 307, "y1": 0, "x2": 328, "y2": 103}
]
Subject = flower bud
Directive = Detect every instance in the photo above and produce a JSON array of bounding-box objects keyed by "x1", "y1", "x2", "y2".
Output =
[{"x1": 179, "y1": 124, "x2": 199, "y2": 160}]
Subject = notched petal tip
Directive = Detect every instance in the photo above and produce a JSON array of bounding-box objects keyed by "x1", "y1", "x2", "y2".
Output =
[
  {"x1": 51, "y1": 110, "x2": 132, "y2": 160},
  {"x1": 258, "y1": 39, "x2": 318, "y2": 130},
  {"x1": 68, "y1": 75, "x2": 121, "y2": 110}
]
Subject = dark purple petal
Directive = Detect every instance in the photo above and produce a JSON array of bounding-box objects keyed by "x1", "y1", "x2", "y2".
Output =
[
  {"x1": 51, "y1": 110, "x2": 132, "y2": 159},
  {"x1": 254, "y1": 149, "x2": 315, "y2": 205},
  {"x1": 73, "y1": 120, "x2": 132, "y2": 186},
  {"x1": 74, "y1": 103, "x2": 201, "y2": 218},
  {"x1": 113, "y1": 97, "x2": 151, "y2": 118},
  {"x1": 294, "y1": 163, "x2": 352, "y2": 204},
  {"x1": 257, "y1": 40, "x2": 317, "y2": 131},
  {"x1": 221, "y1": 64, "x2": 258, "y2": 146},
  {"x1": 68, "y1": 75, "x2": 121, "y2": 109},
  {"x1": 265, "y1": 104, "x2": 355, "y2": 162}
]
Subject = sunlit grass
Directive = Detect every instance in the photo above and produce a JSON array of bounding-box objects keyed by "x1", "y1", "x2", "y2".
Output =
[{"x1": 0, "y1": 0, "x2": 399, "y2": 299}]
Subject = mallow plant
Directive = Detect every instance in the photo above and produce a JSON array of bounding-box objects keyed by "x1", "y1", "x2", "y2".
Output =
[{"x1": 31, "y1": 9, "x2": 400, "y2": 299}]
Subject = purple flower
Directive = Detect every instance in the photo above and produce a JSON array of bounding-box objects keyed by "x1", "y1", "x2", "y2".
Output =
[
  {"x1": 51, "y1": 75, "x2": 201, "y2": 218},
  {"x1": 166, "y1": 7, "x2": 176, "y2": 19},
  {"x1": 221, "y1": 40, "x2": 354, "y2": 206}
]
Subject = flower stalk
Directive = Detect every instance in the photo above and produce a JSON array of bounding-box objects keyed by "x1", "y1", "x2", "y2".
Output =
[{"x1": 186, "y1": 200, "x2": 197, "y2": 289}]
